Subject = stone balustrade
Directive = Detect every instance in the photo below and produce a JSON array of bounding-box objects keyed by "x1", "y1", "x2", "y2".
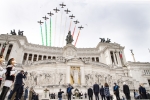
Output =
[{"x1": 143, "y1": 69, "x2": 150, "y2": 76}]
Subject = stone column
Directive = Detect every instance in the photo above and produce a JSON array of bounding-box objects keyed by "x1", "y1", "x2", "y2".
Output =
[
  {"x1": 26, "y1": 53, "x2": 29, "y2": 61},
  {"x1": 116, "y1": 52, "x2": 122, "y2": 67},
  {"x1": 122, "y1": 51, "x2": 126, "y2": 65},
  {"x1": 80, "y1": 66, "x2": 85, "y2": 85},
  {"x1": 66, "y1": 66, "x2": 70, "y2": 84},
  {"x1": 3, "y1": 45, "x2": 9, "y2": 59},
  {"x1": 31, "y1": 54, "x2": 34, "y2": 62},
  {"x1": 113, "y1": 52, "x2": 117, "y2": 65},
  {"x1": 37, "y1": 54, "x2": 39, "y2": 61},
  {"x1": 41, "y1": 55, "x2": 43, "y2": 60},
  {"x1": 0, "y1": 43, "x2": 3, "y2": 52}
]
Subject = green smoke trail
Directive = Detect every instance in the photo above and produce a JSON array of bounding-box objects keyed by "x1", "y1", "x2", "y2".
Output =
[
  {"x1": 40, "y1": 25, "x2": 44, "y2": 45},
  {"x1": 50, "y1": 17, "x2": 52, "y2": 46}
]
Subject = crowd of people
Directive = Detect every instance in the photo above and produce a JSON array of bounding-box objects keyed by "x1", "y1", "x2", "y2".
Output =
[
  {"x1": 0, "y1": 55, "x2": 39, "y2": 100},
  {"x1": 64, "y1": 82, "x2": 150, "y2": 100},
  {"x1": 0, "y1": 55, "x2": 150, "y2": 100}
]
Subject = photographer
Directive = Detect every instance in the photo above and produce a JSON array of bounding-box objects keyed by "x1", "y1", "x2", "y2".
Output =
[
  {"x1": 58, "y1": 89, "x2": 64, "y2": 100},
  {"x1": 67, "y1": 84, "x2": 74, "y2": 100},
  {"x1": 8, "y1": 70, "x2": 27, "y2": 100}
]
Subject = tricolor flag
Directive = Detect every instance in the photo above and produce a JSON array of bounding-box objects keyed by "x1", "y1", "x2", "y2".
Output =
[{"x1": 119, "y1": 52, "x2": 122, "y2": 59}]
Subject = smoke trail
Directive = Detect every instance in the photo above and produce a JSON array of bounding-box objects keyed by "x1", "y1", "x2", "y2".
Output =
[
  {"x1": 59, "y1": 11, "x2": 63, "y2": 47},
  {"x1": 74, "y1": 30, "x2": 80, "y2": 46},
  {"x1": 62, "y1": 16, "x2": 67, "y2": 46},
  {"x1": 50, "y1": 17, "x2": 52, "y2": 46},
  {"x1": 72, "y1": 25, "x2": 76, "y2": 37},
  {"x1": 54, "y1": 15, "x2": 57, "y2": 46},
  {"x1": 40, "y1": 25, "x2": 44, "y2": 45}
]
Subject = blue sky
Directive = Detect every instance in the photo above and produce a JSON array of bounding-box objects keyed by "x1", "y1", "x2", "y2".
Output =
[{"x1": 0, "y1": 0, "x2": 150, "y2": 62}]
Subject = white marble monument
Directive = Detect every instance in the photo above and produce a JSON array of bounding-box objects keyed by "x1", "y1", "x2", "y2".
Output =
[{"x1": 0, "y1": 34, "x2": 150, "y2": 99}]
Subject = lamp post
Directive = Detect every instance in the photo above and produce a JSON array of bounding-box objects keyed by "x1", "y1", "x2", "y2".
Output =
[
  {"x1": 0, "y1": 33, "x2": 10, "y2": 56},
  {"x1": 44, "y1": 88, "x2": 49, "y2": 98}
]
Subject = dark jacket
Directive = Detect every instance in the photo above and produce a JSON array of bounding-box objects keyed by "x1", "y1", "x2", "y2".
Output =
[
  {"x1": 113, "y1": 85, "x2": 119, "y2": 94},
  {"x1": 139, "y1": 86, "x2": 146, "y2": 94},
  {"x1": 100, "y1": 87, "x2": 105, "y2": 95},
  {"x1": 123, "y1": 84, "x2": 130, "y2": 94},
  {"x1": 15, "y1": 72, "x2": 26, "y2": 85},
  {"x1": 104, "y1": 87, "x2": 110, "y2": 97},
  {"x1": 93, "y1": 84, "x2": 100, "y2": 93},
  {"x1": 5, "y1": 65, "x2": 15, "y2": 81},
  {"x1": 58, "y1": 91, "x2": 64, "y2": 98},
  {"x1": 88, "y1": 88, "x2": 93, "y2": 96},
  {"x1": 67, "y1": 86, "x2": 74, "y2": 95},
  {"x1": 24, "y1": 88, "x2": 28, "y2": 98}
]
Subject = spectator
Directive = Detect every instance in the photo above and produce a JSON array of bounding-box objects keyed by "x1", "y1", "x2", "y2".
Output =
[
  {"x1": 58, "y1": 89, "x2": 64, "y2": 100},
  {"x1": 0, "y1": 58, "x2": 17, "y2": 100},
  {"x1": 8, "y1": 70, "x2": 27, "y2": 100},
  {"x1": 53, "y1": 93, "x2": 56, "y2": 99},
  {"x1": 88, "y1": 87, "x2": 93, "y2": 100},
  {"x1": 49, "y1": 92, "x2": 51, "y2": 99},
  {"x1": 100, "y1": 85, "x2": 105, "y2": 100},
  {"x1": 80, "y1": 91, "x2": 83, "y2": 99},
  {"x1": 113, "y1": 83, "x2": 120, "y2": 100},
  {"x1": 66, "y1": 84, "x2": 74, "y2": 100},
  {"x1": 134, "y1": 89, "x2": 138, "y2": 99},
  {"x1": 139, "y1": 84, "x2": 147, "y2": 99},
  {"x1": 104, "y1": 83, "x2": 110, "y2": 100},
  {"x1": 24, "y1": 86, "x2": 29, "y2": 100},
  {"x1": 29, "y1": 87, "x2": 33, "y2": 100},
  {"x1": 35, "y1": 93, "x2": 39, "y2": 100},
  {"x1": 93, "y1": 82, "x2": 100, "y2": 100},
  {"x1": 84, "y1": 92, "x2": 87, "y2": 99},
  {"x1": 123, "y1": 82, "x2": 130, "y2": 100},
  {"x1": 0, "y1": 55, "x2": 5, "y2": 88}
]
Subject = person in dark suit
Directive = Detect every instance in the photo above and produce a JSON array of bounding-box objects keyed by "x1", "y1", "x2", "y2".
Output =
[
  {"x1": 67, "y1": 84, "x2": 74, "y2": 100},
  {"x1": 139, "y1": 84, "x2": 147, "y2": 99},
  {"x1": 8, "y1": 70, "x2": 27, "y2": 100},
  {"x1": 18, "y1": 83, "x2": 25, "y2": 99},
  {"x1": 113, "y1": 83, "x2": 120, "y2": 100},
  {"x1": 93, "y1": 82, "x2": 100, "y2": 100},
  {"x1": 58, "y1": 89, "x2": 64, "y2": 100},
  {"x1": 123, "y1": 82, "x2": 130, "y2": 100},
  {"x1": 88, "y1": 87, "x2": 93, "y2": 100},
  {"x1": 100, "y1": 85, "x2": 105, "y2": 100}
]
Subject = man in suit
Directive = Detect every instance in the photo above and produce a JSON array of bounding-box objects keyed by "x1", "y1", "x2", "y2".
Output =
[
  {"x1": 139, "y1": 84, "x2": 147, "y2": 99},
  {"x1": 88, "y1": 87, "x2": 93, "y2": 100},
  {"x1": 8, "y1": 70, "x2": 27, "y2": 100},
  {"x1": 113, "y1": 83, "x2": 120, "y2": 100},
  {"x1": 58, "y1": 89, "x2": 64, "y2": 100},
  {"x1": 67, "y1": 84, "x2": 74, "y2": 100},
  {"x1": 100, "y1": 85, "x2": 105, "y2": 100},
  {"x1": 123, "y1": 82, "x2": 130, "y2": 100},
  {"x1": 18, "y1": 83, "x2": 25, "y2": 100},
  {"x1": 93, "y1": 82, "x2": 100, "y2": 100}
]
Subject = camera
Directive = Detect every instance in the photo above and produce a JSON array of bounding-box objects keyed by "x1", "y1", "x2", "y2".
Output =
[{"x1": 24, "y1": 71, "x2": 28, "y2": 75}]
